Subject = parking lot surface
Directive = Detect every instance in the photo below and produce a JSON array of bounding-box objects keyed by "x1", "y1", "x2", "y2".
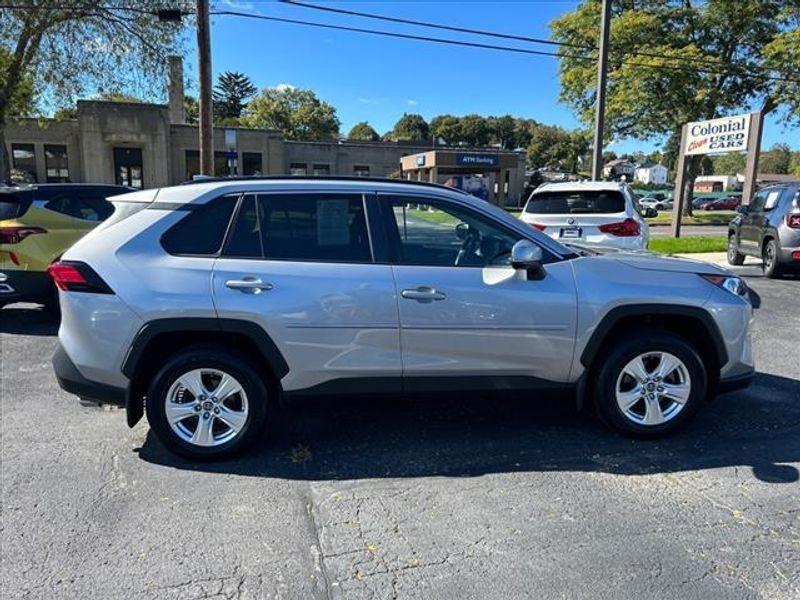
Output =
[{"x1": 1, "y1": 264, "x2": 798, "y2": 600}]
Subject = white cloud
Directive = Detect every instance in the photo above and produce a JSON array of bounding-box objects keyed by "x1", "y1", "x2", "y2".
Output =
[
  {"x1": 358, "y1": 97, "x2": 380, "y2": 105},
  {"x1": 275, "y1": 83, "x2": 296, "y2": 92},
  {"x1": 219, "y1": 0, "x2": 256, "y2": 9},
  {"x1": 406, "y1": 99, "x2": 418, "y2": 106}
]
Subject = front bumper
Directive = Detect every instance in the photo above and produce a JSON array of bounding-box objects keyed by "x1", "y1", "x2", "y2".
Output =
[
  {"x1": 52, "y1": 342, "x2": 126, "y2": 406},
  {"x1": 0, "y1": 269, "x2": 52, "y2": 304}
]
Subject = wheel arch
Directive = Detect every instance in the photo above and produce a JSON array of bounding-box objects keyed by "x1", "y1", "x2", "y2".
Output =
[
  {"x1": 580, "y1": 304, "x2": 728, "y2": 396},
  {"x1": 122, "y1": 318, "x2": 288, "y2": 427}
]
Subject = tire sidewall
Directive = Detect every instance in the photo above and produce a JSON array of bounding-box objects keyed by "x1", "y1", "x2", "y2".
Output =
[
  {"x1": 145, "y1": 348, "x2": 269, "y2": 460},
  {"x1": 763, "y1": 239, "x2": 781, "y2": 278},
  {"x1": 727, "y1": 234, "x2": 744, "y2": 265},
  {"x1": 594, "y1": 332, "x2": 707, "y2": 438}
]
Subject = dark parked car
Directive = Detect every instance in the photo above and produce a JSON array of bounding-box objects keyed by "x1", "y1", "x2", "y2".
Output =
[
  {"x1": 702, "y1": 196, "x2": 740, "y2": 211},
  {"x1": 728, "y1": 183, "x2": 800, "y2": 277}
]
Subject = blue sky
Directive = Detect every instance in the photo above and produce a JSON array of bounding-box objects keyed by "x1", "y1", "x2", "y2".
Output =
[{"x1": 186, "y1": 0, "x2": 798, "y2": 154}]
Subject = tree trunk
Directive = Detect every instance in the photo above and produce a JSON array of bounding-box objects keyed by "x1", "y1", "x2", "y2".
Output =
[
  {"x1": 682, "y1": 155, "x2": 699, "y2": 217},
  {"x1": 0, "y1": 118, "x2": 10, "y2": 184}
]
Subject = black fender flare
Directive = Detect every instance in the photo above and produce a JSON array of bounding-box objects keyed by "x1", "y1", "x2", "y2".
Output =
[
  {"x1": 122, "y1": 318, "x2": 289, "y2": 426},
  {"x1": 579, "y1": 304, "x2": 729, "y2": 370}
]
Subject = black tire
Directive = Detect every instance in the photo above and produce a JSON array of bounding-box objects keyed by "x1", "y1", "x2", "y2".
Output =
[
  {"x1": 145, "y1": 345, "x2": 271, "y2": 460},
  {"x1": 593, "y1": 330, "x2": 707, "y2": 438},
  {"x1": 727, "y1": 233, "x2": 745, "y2": 266},
  {"x1": 762, "y1": 238, "x2": 782, "y2": 278}
]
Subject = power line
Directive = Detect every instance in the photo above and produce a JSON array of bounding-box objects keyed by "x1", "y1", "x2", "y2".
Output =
[
  {"x1": 212, "y1": 9, "x2": 800, "y2": 85},
  {"x1": 281, "y1": 0, "x2": 792, "y2": 81}
]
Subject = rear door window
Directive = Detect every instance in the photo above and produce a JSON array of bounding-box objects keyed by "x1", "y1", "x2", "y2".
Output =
[
  {"x1": 222, "y1": 193, "x2": 372, "y2": 263},
  {"x1": 526, "y1": 191, "x2": 626, "y2": 214}
]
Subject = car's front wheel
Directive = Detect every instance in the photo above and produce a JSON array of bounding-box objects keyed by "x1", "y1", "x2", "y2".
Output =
[
  {"x1": 594, "y1": 331, "x2": 706, "y2": 438},
  {"x1": 727, "y1": 234, "x2": 745, "y2": 265},
  {"x1": 145, "y1": 346, "x2": 270, "y2": 460}
]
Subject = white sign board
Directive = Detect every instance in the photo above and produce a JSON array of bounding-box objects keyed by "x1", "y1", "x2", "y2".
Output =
[{"x1": 685, "y1": 113, "x2": 750, "y2": 155}]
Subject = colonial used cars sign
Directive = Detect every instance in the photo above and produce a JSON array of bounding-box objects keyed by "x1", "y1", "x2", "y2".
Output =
[{"x1": 685, "y1": 113, "x2": 751, "y2": 155}]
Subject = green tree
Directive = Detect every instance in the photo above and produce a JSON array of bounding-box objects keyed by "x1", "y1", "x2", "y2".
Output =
[
  {"x1": 759, "y1": 143, "x2": 793, "y2": 174},
  {"x1": 459, "y1": 114, "x2": 491, "y2": 147},
  {"x1": 528, "y1": 124, "x2": 587, "y2": 172},
  {"x1": 184, "y1": 94, "x2": 199, "y2": 125},
  {"x1": 388, "y1": 113, "x2": 429, "y2": 142},
  {"x1": 241, "y1": 86, "x2": 340, "y2": 140},
  {"x1": 790, "y1": 152, "x2": 800, "y2": 178},
  {"x1": 712, "y1": 152, "x2": 747, "y2": 176},
  {"x1": 346, "y1": 121, "x2": 379, "y2": 141},
  {"x1": 551, "y1": 0, "x2": 800, "y2": 213},
  {"x1": 488, "y1": 114, "x2": 517, "y2": 149},
  {"x1": 430, "y1": 114, "x2": 462, "y2": 144},
  {"x1": 212, "y1": 71, "x2": 256, "y2": 123},
  {"x1": 0, "y1": 2, "x2": 188, "y2": 180}
]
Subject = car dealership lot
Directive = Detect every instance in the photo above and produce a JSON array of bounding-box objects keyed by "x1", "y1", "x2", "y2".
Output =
[{"x1": 1, "y1": 268, "x2": 799, "y2": 600}]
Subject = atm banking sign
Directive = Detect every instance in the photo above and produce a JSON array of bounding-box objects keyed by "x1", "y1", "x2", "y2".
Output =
[{"x1": 685, "y1": 113, "x2": 751, "y2": 156}]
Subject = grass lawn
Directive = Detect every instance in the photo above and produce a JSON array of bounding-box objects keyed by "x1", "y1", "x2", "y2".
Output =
[
  {"x1": 648, "y1": 236, "x2": 727, "y2": 254},
  {"x1": 646, "y1": 210, "x2": 735, "y2": 226}
]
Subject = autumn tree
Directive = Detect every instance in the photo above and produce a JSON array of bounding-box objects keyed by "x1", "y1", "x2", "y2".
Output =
[
  {"x1": 347, "y1": 121, "x2": 380, "y2": 141},
  {"x1": 241, "y1": 86, "x2": 340, "y2": 140},
  {"x1": 551, "y1": 0, "x2": 800, "y2": 213},
  {"x1": 0, "y1": 1, "x2": 189, "y2": 180}
]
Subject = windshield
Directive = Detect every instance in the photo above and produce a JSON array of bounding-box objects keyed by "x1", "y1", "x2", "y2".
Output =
[{"x1": 525, "y1": 190, "x2": 626, "y2": 214}]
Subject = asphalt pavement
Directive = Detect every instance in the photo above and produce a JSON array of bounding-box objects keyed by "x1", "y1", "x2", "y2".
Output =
[{"x1": 1, "y1": 266, "x2": 799, "y2": 599}]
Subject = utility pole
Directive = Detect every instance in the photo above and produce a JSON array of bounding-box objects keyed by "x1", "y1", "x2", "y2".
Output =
[
  {"x1": 591, "y1": 0, "x2": 611, "y2": 181},
  {"x1": 196, "y1": 0, "x2": 213, "y2": 175}
]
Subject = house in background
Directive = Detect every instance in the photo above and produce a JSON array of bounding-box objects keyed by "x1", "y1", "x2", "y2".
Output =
[
  {"x1": 602, "y1": 158, "x2": 635, "y2": 180},
  {"x1": 633, "y1": 162, "x2": 668, "y2": 185},
  {"x1": 694, "y1": 175, "x2": 742, "y2": 193}
]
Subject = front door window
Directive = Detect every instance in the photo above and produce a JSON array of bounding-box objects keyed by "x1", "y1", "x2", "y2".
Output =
[{"x1": 113, "y1": 147, "x2": 143, "y2": 189}]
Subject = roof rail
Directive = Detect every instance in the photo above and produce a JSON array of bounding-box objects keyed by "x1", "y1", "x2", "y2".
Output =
[{"x1": 178, "y1": 174, "x2": 470, "y2": 194}]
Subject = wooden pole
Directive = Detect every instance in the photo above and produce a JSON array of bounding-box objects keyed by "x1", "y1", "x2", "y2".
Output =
[
  {"x1": 670, "y1": 123, "x2": 689, "y2": 238},
  {"x1": 591, "y1": 0, "x2": 611, "y2": 181},
  {"x1": 196, "y1": 0, "x2": 213, "y2": 176},
  {"x1": 741, "y1": 111, "x2": 764, "y2": 206}
]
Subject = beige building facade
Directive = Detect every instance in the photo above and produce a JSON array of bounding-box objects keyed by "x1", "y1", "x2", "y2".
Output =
[{"x1": 5, "y1": 100, "x2": 526, "y2": 205}]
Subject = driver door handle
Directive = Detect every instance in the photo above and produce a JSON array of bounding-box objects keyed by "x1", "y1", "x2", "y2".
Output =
[
  {"x1": 225, "y1": 276, "x2": 273, "y2": 293},
  {"x1": 401, "y1": 286, "x2": 446, "y2": 302}
]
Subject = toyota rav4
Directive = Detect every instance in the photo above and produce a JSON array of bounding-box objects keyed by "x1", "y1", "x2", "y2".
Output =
[{"x1": 52, "y1": 178, "x2": 755, "y2": 459}]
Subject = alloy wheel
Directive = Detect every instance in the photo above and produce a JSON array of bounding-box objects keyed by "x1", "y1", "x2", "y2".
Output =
[
  {"x1": 615, "y1": 351, "x2": 691, "y2": 426},
  {"x1": 164, "y1": 368, "x2": 249, "y2": 447}
]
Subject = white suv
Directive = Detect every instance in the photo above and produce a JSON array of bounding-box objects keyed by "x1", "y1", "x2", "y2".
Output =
[
  {"x1": 52, "y1": 178, "x2": 754, "y2": 459},
  {"x1": 520, "y1": 181, "x2": 650, "y2": 250}
]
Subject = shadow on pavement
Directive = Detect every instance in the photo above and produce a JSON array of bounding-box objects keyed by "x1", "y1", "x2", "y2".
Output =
[
  {"x1": 0, "y1": 305, "x2": 58, "y2": 336},
  {"x1": 138, "y1": 372, "x2": 800, "y2": 485}
]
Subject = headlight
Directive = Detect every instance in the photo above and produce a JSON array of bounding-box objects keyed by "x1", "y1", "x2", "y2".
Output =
[{"x1": 699, "y1": 274, "x2": 748, "y2": 298}]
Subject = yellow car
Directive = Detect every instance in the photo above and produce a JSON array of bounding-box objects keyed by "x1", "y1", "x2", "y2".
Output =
[{"x1": 0, "y1": 184, "x2": 131, "y2": 310}]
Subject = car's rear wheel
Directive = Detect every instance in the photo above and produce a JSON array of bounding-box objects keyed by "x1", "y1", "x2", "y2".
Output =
[
  {"x1": 594, "y1": 331, "x2": 706, "y2": 438},
  {"x1": 145, "y1": 346, "x2": 270, "y2": 460},
  {"x1": 727, "y1": 234, "x2": 745, "y2": 265},
  {"x1": 762, "y1": 238, "x2": 782, "y2": 278}
]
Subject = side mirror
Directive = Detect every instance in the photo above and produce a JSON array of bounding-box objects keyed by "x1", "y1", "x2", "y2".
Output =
[
  {"x1": 644, "y1": 207, "x2": 658, "y2": 218},
  {"x1": 736, "y1": 205, "x2": 749, "y2": 215},
  {"x1": 511, "y1": 240, "x2": 546, "y2": 281}
]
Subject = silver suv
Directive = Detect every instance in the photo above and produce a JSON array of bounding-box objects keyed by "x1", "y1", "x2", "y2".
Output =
[
  {"x1": 727, "y1": 183, "x2": 800, "y2": 277},
  {"x1": 52, "y1": 178, "x2": 755, "y2": 459}
]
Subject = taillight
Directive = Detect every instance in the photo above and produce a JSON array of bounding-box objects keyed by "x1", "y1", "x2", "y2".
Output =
[
  {"x1": 47, "y1": 261, "x2": 113, "y2": 294},
  {"x1": 786, "y1": 214, "x2": 800, "y2": 229},
  {"x1": 598, "y1": 218, "x2": 641, "y2": 237},
  {"x1": 0, "y1": 226, "x2": 46, "y2": 244},
  {"x1": 529, "y1": 223, "x2": 547, "y2": 231}
]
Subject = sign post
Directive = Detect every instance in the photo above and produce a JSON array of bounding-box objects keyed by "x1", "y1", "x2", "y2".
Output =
[{"x1": 670, "y1": 111, "x2": 761, "y2": 237}]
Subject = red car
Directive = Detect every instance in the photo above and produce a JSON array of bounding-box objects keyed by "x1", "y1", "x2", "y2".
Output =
[{"x1": 703, "y1": 196, "x2": 741, "y2": 211}]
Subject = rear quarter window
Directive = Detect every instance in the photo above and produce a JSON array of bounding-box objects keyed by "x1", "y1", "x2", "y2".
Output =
[
  {"x1": 525, "y1": 191, "x2": 626, "y2": 214},
  {"x1": 161, "y1": 195, "x2": 238, "y2": 256}
]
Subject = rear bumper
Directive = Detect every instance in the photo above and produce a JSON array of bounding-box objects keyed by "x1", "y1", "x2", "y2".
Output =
[
  {"x1": 717, "y1": 368, "x2": 755, "y2": 394},
  {"x1": 0, "y1": 269, "x2": 52, "y2": 304},
  {"x1": 52, "y1": 342, "x2": 126, "y2": 406}
]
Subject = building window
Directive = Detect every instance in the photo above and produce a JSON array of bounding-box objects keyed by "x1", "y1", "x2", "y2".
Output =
[
  {"x1": 242, "y1": 152, "x2": 262, "y2": 176},
  {"x1": 113, "y1": 147, "x2": 143, "y2": 189},
  {"x1": 11, "y1": 143, "x2": 37, "y2": 182},
  {"x1": 289, "y1": 163, "x2": 307, "y2": 176},
  {"x1": 185, "y1": 150, "x2": 200, "y2": 181},
  {"x1": 44, "y1": 145, "x2": 69, "y2": 183},
  {"x1": 312, "y1": 163, "x2": 330, "y2": 176},
  {"x1": 353, "y1": 165, "x2": 370, "y2": 177}
]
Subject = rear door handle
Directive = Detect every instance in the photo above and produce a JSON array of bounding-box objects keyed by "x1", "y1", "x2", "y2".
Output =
[
  {"x1": 401, "y1": 286, "x2": 446, "y2": 302},
  {"x1": 225, "y1": 276, "x2": 273, "y2": 294}
]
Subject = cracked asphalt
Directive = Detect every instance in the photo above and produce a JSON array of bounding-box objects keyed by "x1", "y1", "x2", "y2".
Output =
[{"x1": 1, "y1": 263, "x2": 799, "y2": 600}]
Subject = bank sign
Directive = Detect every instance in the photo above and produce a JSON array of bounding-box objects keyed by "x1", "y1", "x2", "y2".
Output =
[
  {"x1": 685, "y1": 113, "x2": 751, "y2": 156},
  {"x1": 455, "y1": 153, "x2": 499, "y2": 167}
]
